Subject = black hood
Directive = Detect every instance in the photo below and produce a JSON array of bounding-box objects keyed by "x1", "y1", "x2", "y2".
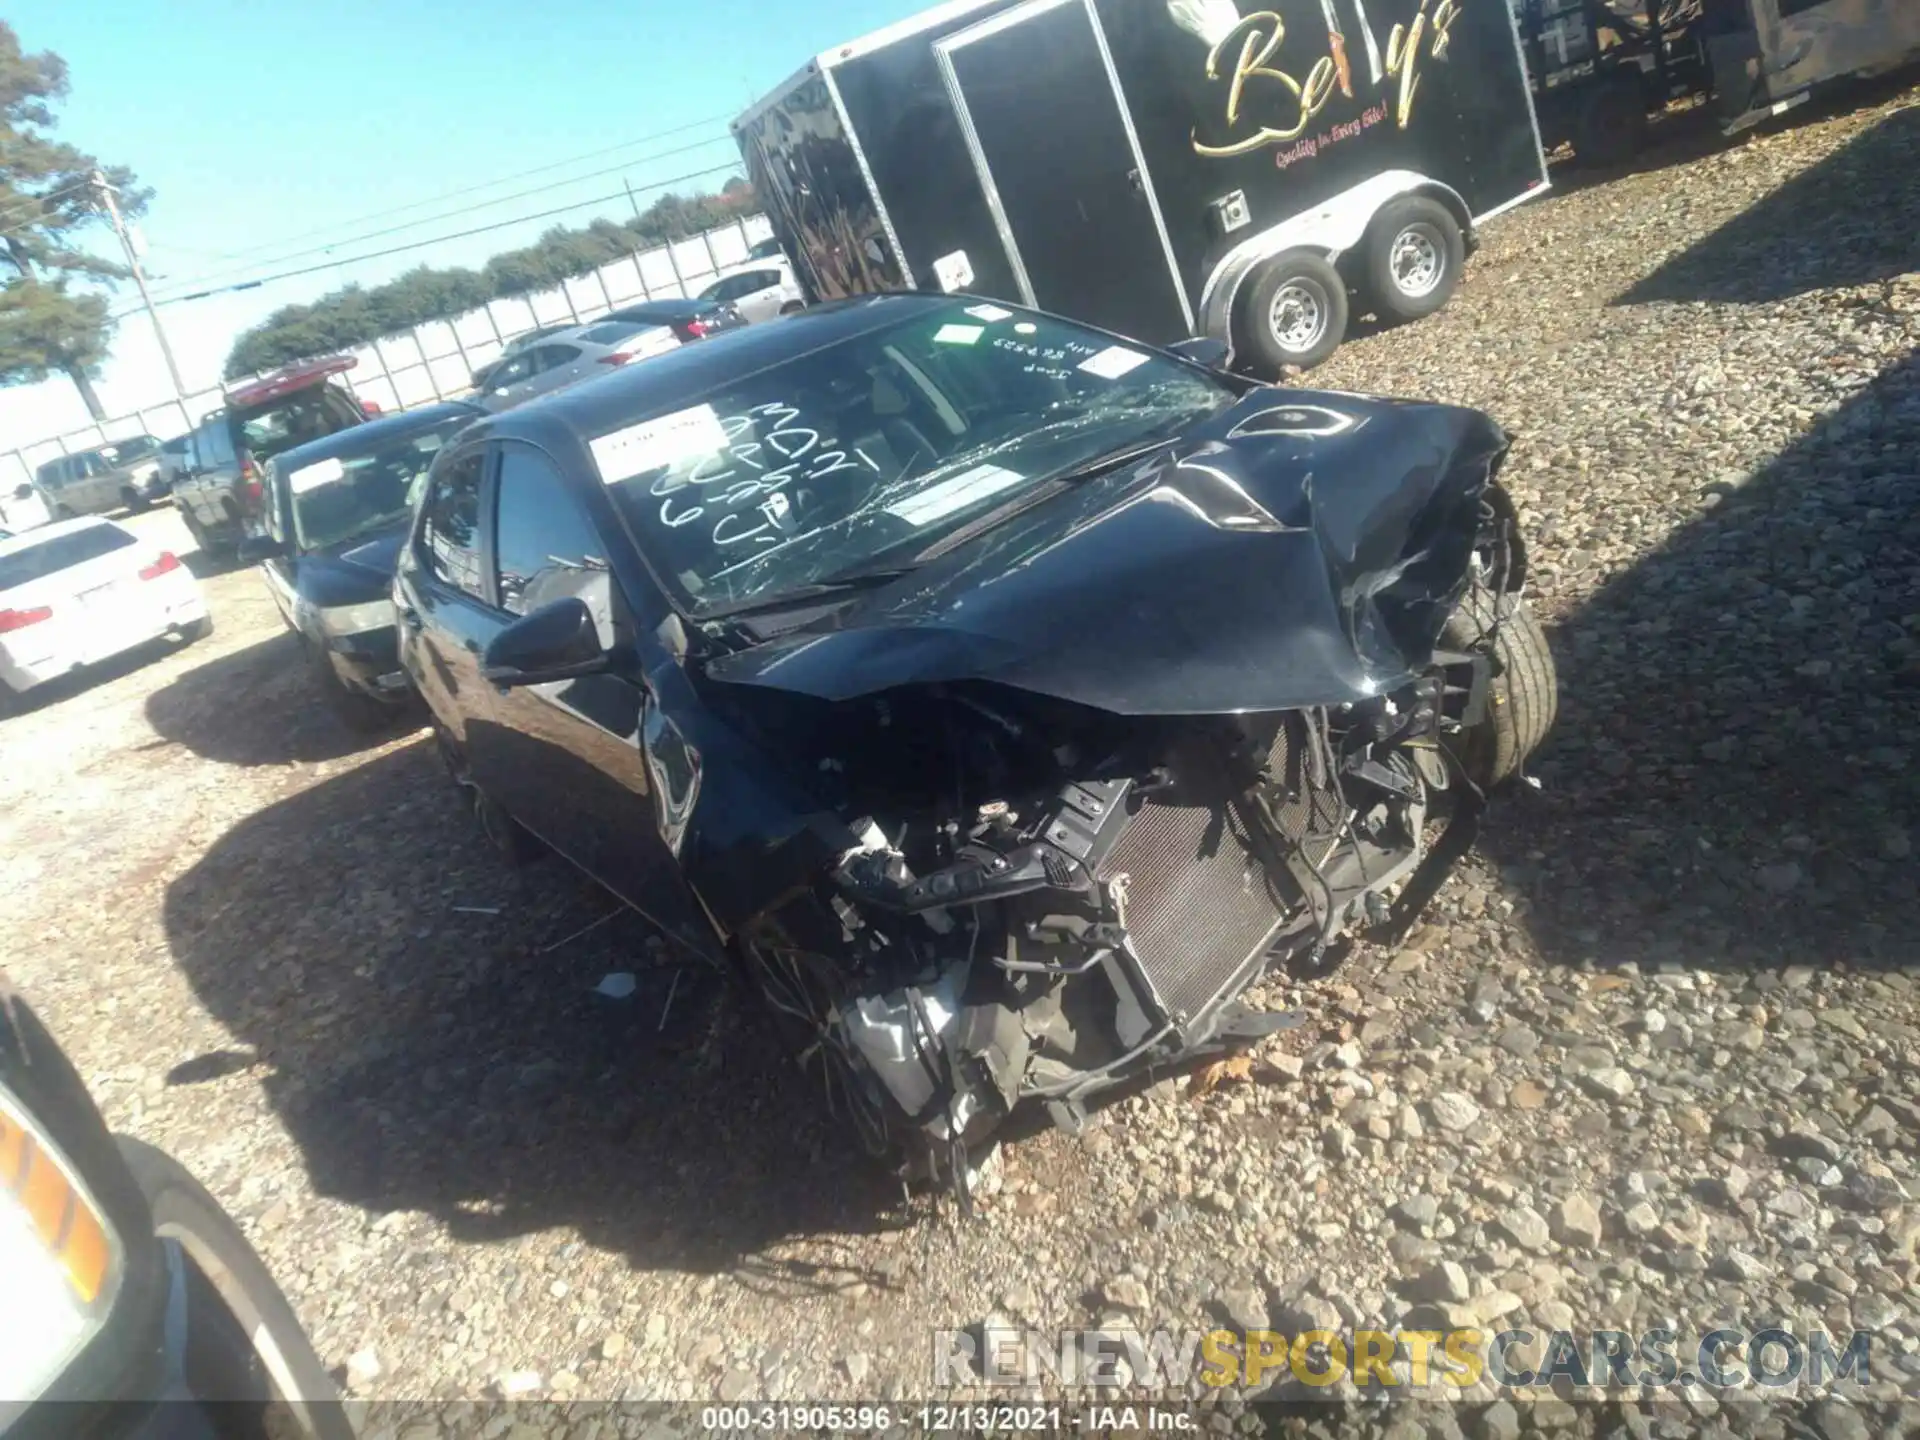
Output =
[
  {"x1": 293, "y1": 526, "x2": 407, "y2": 608},
  {"x1": 704, "y1": 388, "x2": 1509, "y2": 716}
]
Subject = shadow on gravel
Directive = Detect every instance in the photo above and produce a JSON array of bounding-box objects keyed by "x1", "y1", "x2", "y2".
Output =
[
  {"x1": 144, "y1": 632, "x2": 413, "y2": 766},
  {"x1": 1480, "y1": 346, "x2": 1920, "y2": 973},
  {"x1": 1616, "y1": 102, "x2": 1920, "y2": 305},
  {"x1": 0, "y1": 631, "x2": 205, "y2": 723},
  {"x1": 183, "y1": 546, "x2": 248, "y2": 581},
  {"x1": 161, "y1": 738, "x2": 906, "y2": 1277}
]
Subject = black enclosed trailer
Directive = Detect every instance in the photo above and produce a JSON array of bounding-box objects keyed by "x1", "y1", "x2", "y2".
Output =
[
  {"x1": 1514, "y1": 0, "x2": 1920, "y2": 167},
  {"x1": 735, "y1": 0, "x2": 1551, "y2": 372}
]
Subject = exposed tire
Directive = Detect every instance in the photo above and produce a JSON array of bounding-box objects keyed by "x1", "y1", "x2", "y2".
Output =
[
  {"x1": 1443, "y1": 581, "x2": 1558, "y2": 790},
  {"x1": 1573, "y1": 77, "x2": 1648, "y2": 168},
  {"x1": 1363, "y1": 196, "x2": 1465, "y2": 323},
  {"x1": 1237, "y1": 250, "x2": 1349, "y2": 375},
  {"x1": 779, "y1": 300, "x2": 805, "y2": 315},
  {"x1": 116, "y1": 1137, "x2": 355, "y2": 1437},
  {"x1": 179, "y1": 615, "x2": 215, "y2": 643}
]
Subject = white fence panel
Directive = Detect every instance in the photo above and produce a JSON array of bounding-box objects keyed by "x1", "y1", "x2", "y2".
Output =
[
  {"x1": 565, "y1": 272, "x2": 610, "y2": 320},
  {"x1": 376, "y1": 332, "x2": 426, "y2": 373},
  {"x1": 636, "y1": 248, "x2": 683, "y2": 297},
  {"x1": 353, "y1": 372, "x2": 402, "y2": 415},
  {"x1": 428, "y1": 353, "x2": 476, "y2": 397},
  {"x1": 415, "y1": 320, "x2": 462, "y2": 362},
  {"x1": 489, "y1": 296, "x2": 538, "y2": 340},
  {"x1": 527, "y1": 287, "x2": 576, "y2": 326},
  {"x1": 600, "y1": 255, "x2": 647, "y2": 304},
  {"x1": 453, "y1": 308, "x2": 499, "y2": 351},
  {"x1": 389, "y1": 363, "x2": 440, "y2": 409}
]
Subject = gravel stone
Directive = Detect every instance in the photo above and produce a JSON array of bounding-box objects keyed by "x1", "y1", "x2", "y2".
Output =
[{"x1": 1429, "y1": 1092, "x2": 1482, "y2": 1132}]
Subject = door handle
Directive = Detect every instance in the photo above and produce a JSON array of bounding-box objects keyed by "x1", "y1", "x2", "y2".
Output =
[{"x1": 1128, "y1": 168, "x2": 1144, "y2": 194}]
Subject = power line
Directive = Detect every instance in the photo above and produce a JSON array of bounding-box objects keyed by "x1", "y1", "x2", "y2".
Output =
[
  {"x1": 0, "y1": 177, "x2": 103, "y2": 236},
  {"x1": 156, "y1": 109, "x2": 739, "y2": 271},
  {"x1": 142, "y1": 131, "x2": 736, "y2": 301},
  {"x1": 121, "y1": 159, "x2": 747, "y2": 311}
]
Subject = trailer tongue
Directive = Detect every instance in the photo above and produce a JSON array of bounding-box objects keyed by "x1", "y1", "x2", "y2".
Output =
[{"x1": 736, "y1": 0, "x2": 1551, "y2": 374}]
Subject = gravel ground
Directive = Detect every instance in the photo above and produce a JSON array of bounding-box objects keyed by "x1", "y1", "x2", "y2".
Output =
[{"x1": 2, "y1": 80, "x2": 1917, "y2": 1431}]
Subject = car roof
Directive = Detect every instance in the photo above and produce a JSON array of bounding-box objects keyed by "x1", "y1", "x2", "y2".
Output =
[
  {"x1": 269, "y1": 401, "x2": 485, "y2": 472},
  {"x1": 482, "y1": 293, "x2": 948, "y2": 452},
  {"x1": 0, "y1": 515, "x2": 123, "y2": 557}
]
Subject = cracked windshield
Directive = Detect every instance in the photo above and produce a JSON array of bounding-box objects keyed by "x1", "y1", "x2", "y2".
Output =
[{"x1": 598, "y1": 303, "x2": 1233, "y2": 613}]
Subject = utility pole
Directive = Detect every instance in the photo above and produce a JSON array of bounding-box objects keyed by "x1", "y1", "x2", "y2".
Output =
[
  {"x1": 623, "y1": 178, "x2": 645, "y2": 225},
  {"x1": 92, "y1": 168, "x2": 188, "y2": 401}
]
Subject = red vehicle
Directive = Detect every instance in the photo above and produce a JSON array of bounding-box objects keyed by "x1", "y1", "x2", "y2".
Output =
[{"x1": 173, "y1": 357, "x2": 376, "y2": 557}]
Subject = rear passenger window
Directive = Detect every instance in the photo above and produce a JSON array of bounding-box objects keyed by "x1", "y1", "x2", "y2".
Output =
[
  {"x1": 491, "y1": 444, "x2": 606, "y2": 616},
  {"x1": 417, "y1": 450, "x2": 487, "y2": 599}
]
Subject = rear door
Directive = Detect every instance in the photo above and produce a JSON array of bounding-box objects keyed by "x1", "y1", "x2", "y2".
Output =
[
  {"x1": 520, "y1": 343, "x2": 589, "y2": 401},
  {"x1": 396, "y1": 446, "x2": 497, "y2": 751},
  {"x1": 935, "y1": 0, "x2": 1191, "y2": 342}
]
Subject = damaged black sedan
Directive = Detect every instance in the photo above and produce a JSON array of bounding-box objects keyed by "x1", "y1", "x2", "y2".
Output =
[{"x1": 394, "y1": 293, "x2": 1556, "y2": 1201}]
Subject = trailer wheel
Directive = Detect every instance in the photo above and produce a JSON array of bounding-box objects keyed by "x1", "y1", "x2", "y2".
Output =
[
  {"x1": 1573, "y1": 77, "x2": 1648, "y2": 168},
  {"x1": 1238, "y1": 251, "x2": 1348, "y2": 375},
  {"x1": 1363, "y1": 197, "x2": 1465, "y2": 323}
]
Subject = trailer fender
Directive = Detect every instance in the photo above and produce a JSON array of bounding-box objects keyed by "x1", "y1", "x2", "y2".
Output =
[{"x1": 1197, "y1": 170, "x2": 1472, "y2": 343}]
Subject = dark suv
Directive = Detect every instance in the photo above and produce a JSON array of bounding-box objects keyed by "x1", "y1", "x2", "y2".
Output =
[{"x1": 173, "y1": 357, "x2": 373, "y2": 555}]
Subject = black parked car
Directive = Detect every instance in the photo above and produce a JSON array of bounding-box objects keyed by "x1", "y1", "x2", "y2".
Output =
[
  {"x1": 394, "y1": 293, "x2": 1556, "y2": 1200},
  {"x1": 0, "y1": 973, "x2": 350, "y2": 1439},
  {"x1": 242, "y1": 400, "x2": 484, "y2": 729},
  {"x1": 598, "y1": 295, "x2": 745, "y2": 344}
]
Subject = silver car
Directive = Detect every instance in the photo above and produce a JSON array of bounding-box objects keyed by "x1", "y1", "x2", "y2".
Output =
[
  {"x1": 470, "y1": 319, "x2": 682, "y2": 412},
  {"x1": 698, "y1": 257, "x2": 806, "y2": 325},
  {"x1": 31, "y1": 437, "x2": 170, "y2": 518}
]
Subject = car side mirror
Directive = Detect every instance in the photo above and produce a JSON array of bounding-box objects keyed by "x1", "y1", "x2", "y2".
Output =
[
  {"x1": 482, "y1": 597, "x2": 610, "y2": 688},
  {"x1": 12, "y1": 483, "x2": 31, "y2": 501},
  {"x1": 1167, "y1": 336, "x2": 1231, "y2": 369},
  {"x1": 237, "y1": 534, "x2": 285, "y2": 564}
]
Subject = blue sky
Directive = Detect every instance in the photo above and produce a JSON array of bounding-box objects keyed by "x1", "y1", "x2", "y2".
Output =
[{"x1": 2, "y1": 0, "x2": 910, "y2": 441}]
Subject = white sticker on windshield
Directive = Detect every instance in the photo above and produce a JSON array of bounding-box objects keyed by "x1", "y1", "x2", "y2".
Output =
[
  {"x1": 591, "y1": 404, "x2": 728, "y2": 484},
  {"x1": 933, "y1": 323, "x2": 984, "y2": 346},
  {"x1": 886, "y1": 464, "x2": 1025, "y2": 527},
  {"x1": 288, "y1": 457, "x2": 346, "y2": 494},
  {"x1": 1078, "y1": 346, "x2": 1150, "y2": 380},
  {"x1": 964, "y1": 304, "x2": 1013, "y2": 323}
]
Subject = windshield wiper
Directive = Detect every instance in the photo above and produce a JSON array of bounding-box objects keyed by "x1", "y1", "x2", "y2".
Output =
[
  {"x1": 898, "y1": 433, "x2": 1180, "y2": 570},
  {"x1": 710, "y1": 565, "x2": 916, "y2": 618}
]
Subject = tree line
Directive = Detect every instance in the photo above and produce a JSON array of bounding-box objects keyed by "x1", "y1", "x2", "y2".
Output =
[{"x1": 222, "y1": 182, "x2": 756, "y2": 380}]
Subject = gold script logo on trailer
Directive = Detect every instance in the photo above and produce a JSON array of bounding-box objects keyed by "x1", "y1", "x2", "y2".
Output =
[{"x1": 1190, "y1": 0, "x2": 1462, "y2": 158}]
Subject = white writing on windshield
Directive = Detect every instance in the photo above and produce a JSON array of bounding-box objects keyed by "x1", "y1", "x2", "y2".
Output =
[{"x1": 649, "y1": 401, "x2": 880, "y2": 548}]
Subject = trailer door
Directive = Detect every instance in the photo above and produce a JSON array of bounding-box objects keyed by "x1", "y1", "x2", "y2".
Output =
[{"x1": 935, "y1": 0, "x2": 1192, "y2": 343}]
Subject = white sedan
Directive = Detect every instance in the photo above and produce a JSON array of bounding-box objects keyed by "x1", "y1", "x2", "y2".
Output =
[{"x1": 0, "y1": 517, "x2": 210, "y2": 712}]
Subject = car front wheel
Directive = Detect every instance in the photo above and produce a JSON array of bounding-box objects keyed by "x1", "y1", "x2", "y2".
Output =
[{"x1": 1443, "y1": 580, "x2": 1558, "y2": 791}]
